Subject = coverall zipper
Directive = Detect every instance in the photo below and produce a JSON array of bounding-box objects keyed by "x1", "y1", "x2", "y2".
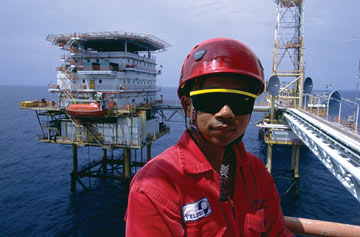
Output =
[{"x1": 230, "y1": 198, "x2": 235, "y2": 219}]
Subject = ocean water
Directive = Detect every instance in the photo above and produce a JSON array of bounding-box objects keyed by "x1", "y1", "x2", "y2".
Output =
[{"x1": 0, "y1": 85, "x2": 359, "y2": 236}]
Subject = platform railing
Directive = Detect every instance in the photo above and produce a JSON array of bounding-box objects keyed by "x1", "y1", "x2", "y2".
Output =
[
  {"x1": 303, "y1": 93, "x2": 360, "y2": 136},
  {"x1": 276, "y1": 93, "x2": 360, "y2": 136}
]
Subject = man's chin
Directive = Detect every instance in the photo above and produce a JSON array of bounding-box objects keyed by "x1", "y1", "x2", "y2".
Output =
[{"x1": 206, "y1": 138, "x2": 233, "y2": 148}]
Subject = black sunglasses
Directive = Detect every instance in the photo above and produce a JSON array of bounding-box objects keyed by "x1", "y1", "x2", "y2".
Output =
[{"x1": 190, "y1": 89, "x2": 257, "y2": 115}]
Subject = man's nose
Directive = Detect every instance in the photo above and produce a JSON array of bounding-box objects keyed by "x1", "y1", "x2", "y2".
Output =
[{"x1": 214, "y1": 105, "x2": 235, "y2": 119}]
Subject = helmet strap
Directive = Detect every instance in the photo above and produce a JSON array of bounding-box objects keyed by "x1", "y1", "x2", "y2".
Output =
[{"x1": 187, "y1": 103, "x2": 208, "y2": 146}]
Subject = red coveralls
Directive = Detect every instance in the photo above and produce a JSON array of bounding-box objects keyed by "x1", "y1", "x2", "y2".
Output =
[{"x1": 125, "y1": 131, "x2": 293, "y2": 236}]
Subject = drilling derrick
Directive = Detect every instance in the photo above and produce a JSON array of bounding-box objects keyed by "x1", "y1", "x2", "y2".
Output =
[
  {"x1": 272, "y1": 0, "x2": 305, "y2": 107},
  {"x1": 258, "y1": 0, "x2": 306, "y2": 193}
]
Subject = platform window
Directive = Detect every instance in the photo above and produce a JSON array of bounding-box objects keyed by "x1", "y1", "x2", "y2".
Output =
[{"x1": 99, "y1": 79, "x2": 102, "y2": 83}]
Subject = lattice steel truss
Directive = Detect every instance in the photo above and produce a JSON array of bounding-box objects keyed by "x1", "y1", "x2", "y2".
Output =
[
  {"x1": 284, "y1": 108, "x2": 360, "y2": 202},
  {"x1": 272, "y1": 0, "x2": 305, "y2": 107}
]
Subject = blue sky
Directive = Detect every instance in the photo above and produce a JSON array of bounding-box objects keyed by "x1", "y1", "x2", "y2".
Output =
[{"x1": 1, "y1": 0, "x2": 359, "y2": 90}]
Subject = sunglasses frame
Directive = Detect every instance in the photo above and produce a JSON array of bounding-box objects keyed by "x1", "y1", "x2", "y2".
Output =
[
  {"x1": 190, "y1": 88, "x2": 257, "y2": 99},
  {"x1": 190, "y1": 89, "x2": 257, "y2": 115}
]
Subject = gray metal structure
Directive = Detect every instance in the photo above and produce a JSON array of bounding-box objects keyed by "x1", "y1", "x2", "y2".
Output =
[
  {"x1": 272, "y1": 0, "x2": 305, "y2": 108},
  {"x1": 20, "y1": 31, "x2": 174, "y2": 192},
  {"x1": 260, "y1": 1, "x2": 306, "y2": 192},
  {"x1": 284, "y1": 108, "x2": 360, "y2": 202}
]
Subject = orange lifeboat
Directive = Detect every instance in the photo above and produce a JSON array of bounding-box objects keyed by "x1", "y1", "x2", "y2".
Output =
[{"x1": 66, "y1": 103, "x2": 108, "y2": 118}]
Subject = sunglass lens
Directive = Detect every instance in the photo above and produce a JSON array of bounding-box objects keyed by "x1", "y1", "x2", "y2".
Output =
[{"x1": 192, "y1": 93, "x2": 254, "y2": 115}]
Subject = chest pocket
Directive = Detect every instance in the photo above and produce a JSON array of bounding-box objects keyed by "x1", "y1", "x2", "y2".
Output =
[
  {"x1": 182, "y1": 197, "x2": 226, "y2": 236},
  {"x1": 239, "y1": 161, "x2": 268, "y2": 236},
  {"x1": 184, "y1": 213, "x2": 226, "y2": 237},
  {"x1": 244, "y1": 208, "x2": 267, "y2": 237}
]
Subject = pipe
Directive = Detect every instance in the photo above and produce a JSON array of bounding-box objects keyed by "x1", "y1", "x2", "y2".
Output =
[{"x1": 285, "y1": 216, "x2": 360, "y2": 236}]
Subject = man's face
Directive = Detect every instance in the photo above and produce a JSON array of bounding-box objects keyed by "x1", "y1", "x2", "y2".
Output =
[{"x1": 191, "y1": 75, "x2": 252, "y2": 148}]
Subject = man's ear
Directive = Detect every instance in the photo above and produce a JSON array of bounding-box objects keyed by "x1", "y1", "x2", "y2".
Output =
[{"x1": 180, "y1": 96, "x2": 191, "y2": 118}]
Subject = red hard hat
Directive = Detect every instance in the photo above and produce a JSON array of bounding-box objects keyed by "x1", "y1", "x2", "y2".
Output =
[{"x1": 177, "y1": 38, "x2": 265, "y2": 98}]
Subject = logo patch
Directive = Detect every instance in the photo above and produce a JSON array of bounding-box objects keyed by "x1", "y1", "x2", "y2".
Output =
[
  {"x1": 182, "y1": 198, "x2": 212, "y2": 222},
  {"x1": 193, "y1": 49, "x2": 207, "y2": 61}
]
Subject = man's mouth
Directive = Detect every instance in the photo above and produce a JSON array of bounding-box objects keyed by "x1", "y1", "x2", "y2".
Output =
[{"x1": 211, "y1": 124, "x2": 236, "y2": 131}]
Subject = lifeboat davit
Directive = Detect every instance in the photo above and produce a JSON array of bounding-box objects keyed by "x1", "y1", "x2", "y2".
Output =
[{"x1": 66, "y1": 103, "x2": 108, "y2": 118}]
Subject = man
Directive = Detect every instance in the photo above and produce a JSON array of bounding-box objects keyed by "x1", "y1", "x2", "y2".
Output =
[{"x1": 125, "y1": 38, "x2": 293, "y2": 236}]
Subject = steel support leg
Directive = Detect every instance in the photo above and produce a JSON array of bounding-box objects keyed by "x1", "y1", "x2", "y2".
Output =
[
  {"x1": 111, "y1": 148, "x2": 114, "y2": 175},
  {"x1": 291, "y1": 145, "x2": 296, "y2": 172},
  {"x1": 102, "y1": 148, "x2": 107, "y2": 174},
  {"x1": 294, "y1": 145, "x2": 301, "y2": 179},
  {"x1": 124, "y1": 148, "x2": 131, "y2": 180},
  {"x1": 294, "y1": 145, "x2": 301, "y2": 195},
  {"x1": 71, "y1": 144, "x2": 78, "y2": 193},
  {"x1": 266, "y1": 144, "x2": 273, "y2": 173},
  {"x1": 147, "y1": 143, "x2": 152, "y2": 162}
]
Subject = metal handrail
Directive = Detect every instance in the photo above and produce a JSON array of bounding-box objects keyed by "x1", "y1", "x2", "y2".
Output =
[{"x1": 285, "y1": 216, "x2": 360, "y2": 236}]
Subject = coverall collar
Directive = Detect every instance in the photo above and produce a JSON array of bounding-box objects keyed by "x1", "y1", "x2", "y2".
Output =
[{"x1": 178, "y1": 131, "x2": 249, "y2": 175}]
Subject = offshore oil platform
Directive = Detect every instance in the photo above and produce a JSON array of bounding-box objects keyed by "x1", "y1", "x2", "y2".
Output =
[
  {"x1": 19, "y1": 1, "x2": 360, "y2": 235},
  {"x1": 20, "y1": 31, "x2": 173, "y2": 192},
  {"x1": 19, "y1": 1, "x2": 360, "y2": 204}
]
